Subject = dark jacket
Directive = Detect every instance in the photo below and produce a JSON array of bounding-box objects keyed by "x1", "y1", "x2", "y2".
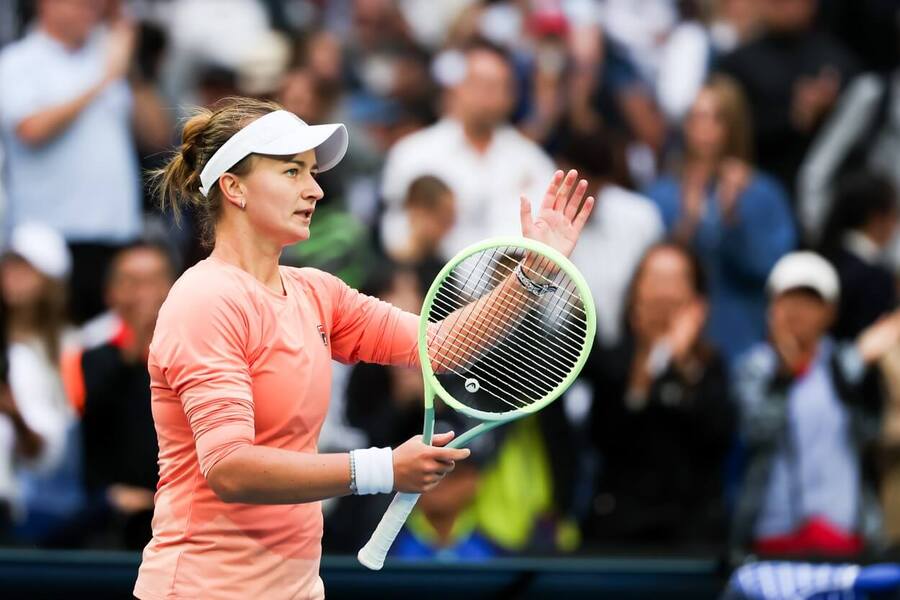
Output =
[{"x1": 582, "y1": 337, "x2": 736, "y2": 548}]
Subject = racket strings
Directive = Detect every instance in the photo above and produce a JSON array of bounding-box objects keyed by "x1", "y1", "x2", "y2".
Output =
[
  {"x1": 434, "y1": 253, "x2": 587, "y2": 356},
  {"x1": 451, "y1": 250, "x2": 591, "y2": 322},
  {"x1": 425, "y1": 246, "x2": 589, "y2": 414},
  {"x1": 434, "y1": 277, "x2": 588, "y2": 355},
  {"x1": 438, "y1": 251, "x2": 590, "y2": 322},
  {"x1": 428, "y1": 290, "x2": 584, "y2": 376}
]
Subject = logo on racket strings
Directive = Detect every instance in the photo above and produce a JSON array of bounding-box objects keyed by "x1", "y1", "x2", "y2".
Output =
[{"x1": 465, "y1": 378, "x2": 480, "y2": 393}]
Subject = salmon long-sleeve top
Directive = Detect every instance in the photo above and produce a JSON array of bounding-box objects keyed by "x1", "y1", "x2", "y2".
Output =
[{"x1": 133, "y1": 257, "x2": 419, "y2": 600}]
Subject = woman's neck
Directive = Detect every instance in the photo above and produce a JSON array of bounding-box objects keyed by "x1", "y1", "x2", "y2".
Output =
[{"x1": 211, "y1": 224, "x2": 285, "y2": 294}]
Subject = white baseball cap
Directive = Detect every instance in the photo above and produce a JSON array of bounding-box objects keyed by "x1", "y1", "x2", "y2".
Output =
[
  {"x1": 198, "y1": 110, "x2": 349, "y2": 197},
  {"x1": 767, "y1": 251, "x2": 840, "y2": 302},
  {"x1": 8, "y1": 222, "x2": 71, "y2": 280}
]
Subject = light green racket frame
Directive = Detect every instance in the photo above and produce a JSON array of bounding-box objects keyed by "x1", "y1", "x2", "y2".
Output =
[{"x1": 358, "y1": 236, "x2": 596, "y2": 570}]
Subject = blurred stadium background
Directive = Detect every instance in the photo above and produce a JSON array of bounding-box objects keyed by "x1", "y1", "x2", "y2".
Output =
[{"x1": 3, "y1": 0, "x2": 900, "y2": 598}]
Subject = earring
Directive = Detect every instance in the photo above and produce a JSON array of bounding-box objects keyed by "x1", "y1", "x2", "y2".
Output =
[{"x1": 240, "y1": 199, "x2": 246, "y2": 210}]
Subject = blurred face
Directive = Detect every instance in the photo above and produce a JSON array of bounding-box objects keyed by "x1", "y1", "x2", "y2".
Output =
[
  {"x1": 760, "y1": 0, "x2": 816, "y2": 33},
  {"x1": 279, "y1": 71, "x2": 323, "y2": 122},
  {"x1": 306, "y1": 31, "x2": 343, "y2": 83},
  {"x1": 235, "y1": 149, "x2": 324, "y2": 246},
  {"x1": 630, "y1": 248, "x2": 698, "y2": 341},
  {"x1": 409, "y1": 194, "x2": 456, "y2": 245},
  {"x1": 106, "y1": 247, "x2": 173, "y2": 329},
  {"x1": 770, "y1": 289, "x2": 833, "y2": 347},
  {"x1": 418, "y1": 463, "x2": 479, "y2": 522},
  {"x1": 39, "y1": 0, "x2": 103, "y2": 47},
  {"x1": 453, "y1": 50, "x2": 515, "y2": 132},
  {"x1": 0, "y1": 256, "x2": 48, "y2": 309},
  {"x1": 684, "y1": 88, "x2": 727, "y2": 161},
  {"x1": 868, "y1": 207, "x2": 899, "y2": 248},
  {"x1": 352, "y1": 0, "x2": 398, "y2": 49}
]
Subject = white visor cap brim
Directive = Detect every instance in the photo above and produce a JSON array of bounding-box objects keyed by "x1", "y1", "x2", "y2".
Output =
[
  {"x1": 198, "y1": 110, "x2": 349, "y2": 196},
  {"x1": 255, "y1": 121, "x2": 349, "y2": 172}
]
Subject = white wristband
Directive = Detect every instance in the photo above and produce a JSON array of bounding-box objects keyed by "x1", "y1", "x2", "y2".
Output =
[{"x1": 351, "y1": 447, "x2": 394, "y2": 495}]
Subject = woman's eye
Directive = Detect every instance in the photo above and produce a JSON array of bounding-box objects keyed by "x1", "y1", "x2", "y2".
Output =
[{"x1": 286, "y1": 168, "x2": 298, "y2": 177}]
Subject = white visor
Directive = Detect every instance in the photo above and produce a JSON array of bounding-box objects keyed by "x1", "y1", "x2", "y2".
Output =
[{"x1": 198, "y1": 110, "x2": 349, "y2": 197}]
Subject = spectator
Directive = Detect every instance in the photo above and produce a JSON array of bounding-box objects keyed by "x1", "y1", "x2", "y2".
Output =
[
  {"x1": 560, "y1": 129, "x2": 664, "y2": 346},
  {"x1": 380, "y1": 42, "x2": 556, "y2": 258},
  {"x1": 645, "y1": 75, "x2": 796, "y2": 364},
  {"x1": 0, "y1": 285, "x2": 43, "y2": 544},
  {"x1": 732, "y1": 252, "x2": 900, "y2": 557},
  {"x1": 0, "y1": 223, "x2": 82, "y2": 544},
  {"x1": 819, "y1": 171, "x2": 898, "y2": 341},
  {"x1": 717, "y1": 0, "x2": 858, "y2": 198},
  {"x1": 0, "y1": 0, "x2": 143, "y2": 324},
  {"x1": 523, "y1": 9, "x2": 667, "y2": 181},
  {"x1": 388, "y1": 175, "x2": 456, "y2": 289},
  {"x1": 583, "y1": 243, "x2": 735, "y2": 549},
  {"x1": 70, "y1": 242, "x2": 174, "y2": 550}
]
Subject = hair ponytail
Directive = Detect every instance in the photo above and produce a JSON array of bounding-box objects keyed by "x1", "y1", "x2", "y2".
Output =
[{"x1": 151, "y1": 97, "x2": 283, "y2": 247}]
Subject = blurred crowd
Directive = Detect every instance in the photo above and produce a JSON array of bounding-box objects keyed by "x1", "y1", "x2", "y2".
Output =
[{"x1": 1, "y1": 0, "x2": 900, "y2": 567}]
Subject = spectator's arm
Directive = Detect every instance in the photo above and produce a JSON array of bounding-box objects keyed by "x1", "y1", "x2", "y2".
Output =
[
  {"x1": 716, "y1": 177, "x2": 796, "y2": 284},
  {"x1": 797, "y1": 74, "x2": 885, "y2": 242},
  {"x1": 14, "y1": 80, "x2": 108, "y2": 146},
  {"x1": 732, "y1": 348, "x2": 792, "y2": 450}
]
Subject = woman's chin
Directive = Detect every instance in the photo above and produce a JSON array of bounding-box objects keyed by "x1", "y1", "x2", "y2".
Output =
[{"x1": 282, "y1": 225, "x2": 311, "y2": 246}]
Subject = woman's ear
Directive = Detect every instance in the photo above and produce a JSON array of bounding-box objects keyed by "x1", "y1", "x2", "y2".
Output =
[{"x1": 218, "y1": 173, "x2": 246, "y2": 210}]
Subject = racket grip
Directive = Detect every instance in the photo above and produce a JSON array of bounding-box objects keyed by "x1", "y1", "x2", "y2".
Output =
[{"x1": 357, "y1": 491, "x2": 422, "y2": 570}]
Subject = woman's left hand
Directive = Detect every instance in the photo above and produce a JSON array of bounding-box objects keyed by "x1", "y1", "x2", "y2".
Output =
[{"x1": 520, "y1": 169, "x2": 595, "y2": 258}]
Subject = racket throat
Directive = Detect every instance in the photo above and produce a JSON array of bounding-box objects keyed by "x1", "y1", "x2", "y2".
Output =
[{"x1": 422, "y1": 404, "x2": 435, "y2": 446}]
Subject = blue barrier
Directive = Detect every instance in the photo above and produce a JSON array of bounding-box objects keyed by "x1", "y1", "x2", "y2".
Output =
[{"x1": 0, "y1": 549, "x2": 725, "y2": 599}]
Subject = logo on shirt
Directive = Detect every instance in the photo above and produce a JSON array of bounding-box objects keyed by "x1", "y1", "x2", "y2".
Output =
[{"x1": 317, "y1": 324, "x2": 328, "y2": 347}]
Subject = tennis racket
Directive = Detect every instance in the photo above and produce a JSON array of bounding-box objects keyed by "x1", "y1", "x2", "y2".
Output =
[{"x1": 357, "y1": 235, "x2": 596, "y2": 570}]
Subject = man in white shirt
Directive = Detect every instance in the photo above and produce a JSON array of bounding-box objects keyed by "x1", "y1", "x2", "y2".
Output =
[
  {"x1": 380, "y1": 42, "x2": 557, "y2": 258},
  {"x1": 0, "y1": 0, "x2": 141, "y2": 323},
  {"x1": 561, "y1": 131, "x2": 664, "y2": 346}
]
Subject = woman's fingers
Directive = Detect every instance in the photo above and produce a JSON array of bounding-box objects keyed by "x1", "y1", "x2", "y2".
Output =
[
  {"x1": 564, "y1": 179, "x2": 589, "y2": 221},
  {"x1": 553, "y1": 169, "x2": 579, "y2": 211},
  {"x1": 520, "y1": 196, "x2": 533, "y2": 236},
  {"x1": 541, "y1": 170, "x2": 565, "y2": 211},
  {"x1": 430, "y1": 431, "x2": 455, "y2": 447},
  {"x1": 571, "y1": 195, "x2": 595, "y2": 235}
]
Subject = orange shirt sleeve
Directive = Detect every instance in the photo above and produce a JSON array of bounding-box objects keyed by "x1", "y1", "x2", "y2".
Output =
[
  {"x1": 313, "y1": 270, "x2": 420, "y2": 368},
  {"x1": 151, "y1": 277, "x2": 256, "y2": 479}
]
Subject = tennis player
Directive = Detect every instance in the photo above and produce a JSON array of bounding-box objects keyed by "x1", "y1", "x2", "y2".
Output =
[{"x1": 133, "y1": 97, "x2": 593, "y2": 600}]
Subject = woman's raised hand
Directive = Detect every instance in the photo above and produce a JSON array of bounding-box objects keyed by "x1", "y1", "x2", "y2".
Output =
[{"x1": 520, "y1": 169, "x2": 595, "y2": 258}]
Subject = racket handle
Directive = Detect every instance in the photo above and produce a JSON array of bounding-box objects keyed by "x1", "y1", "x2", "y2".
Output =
[{"x1": 357, "y1": 491, "x2": 422, "y2": 570}]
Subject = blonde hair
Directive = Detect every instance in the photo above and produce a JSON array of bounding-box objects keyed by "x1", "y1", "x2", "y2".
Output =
[
  {"x1": 702, "y1": 74, "x2": 754, "y2": 163},
  {"x1": 153, "y1": 97, "x2": 283, "y2": 247}
]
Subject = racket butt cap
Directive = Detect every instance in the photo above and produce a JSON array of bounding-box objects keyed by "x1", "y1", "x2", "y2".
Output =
[{"x1": 357, "y1": 546, "x2": 385, "y2": 571}]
